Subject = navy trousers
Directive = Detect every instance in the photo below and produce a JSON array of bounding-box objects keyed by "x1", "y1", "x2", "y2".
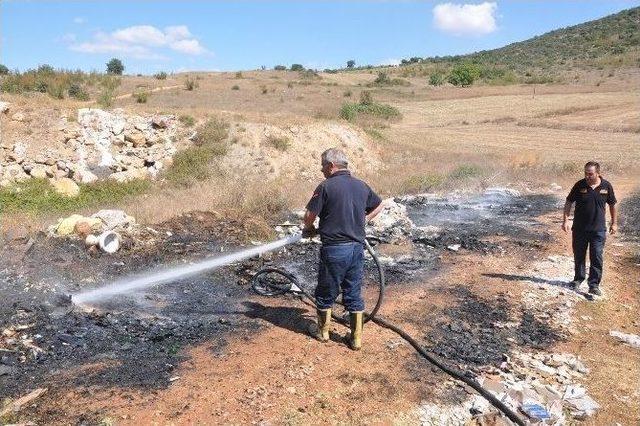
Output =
[
  {"x1": 572, "y1": 230, "x2": 606, "y2": 288},
  {"x1": 315, "y1": 242, "x2": 365, "y2": 312}
]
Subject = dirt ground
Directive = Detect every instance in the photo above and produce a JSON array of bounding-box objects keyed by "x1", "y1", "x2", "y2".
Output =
[{"x1": 2, "y1": 68, "x2": 639, "y2": 424}]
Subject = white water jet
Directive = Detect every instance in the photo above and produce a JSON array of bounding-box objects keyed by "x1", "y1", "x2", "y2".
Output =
[{"x1": 72, "y1": 234, "x2": 302, "y2": 304}]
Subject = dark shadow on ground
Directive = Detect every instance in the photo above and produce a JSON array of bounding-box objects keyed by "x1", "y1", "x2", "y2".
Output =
[
  {"x1": 482, "y1": 272, "x2": 569, "y2": 287},
  {"x1": 243, "y1": 301, "x2": 313, "y2": 337}
]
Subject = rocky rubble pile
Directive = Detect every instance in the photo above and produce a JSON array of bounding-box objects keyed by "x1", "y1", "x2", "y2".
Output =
[
  {"x1": 416, "y1": 350, "x2": 598, "y2": 425},
  {"x1": 1, "y1": 106, "x2": 183, "y2": 190}
]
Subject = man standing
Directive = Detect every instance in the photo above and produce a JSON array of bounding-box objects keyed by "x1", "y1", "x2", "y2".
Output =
[
  {"x1": 303, "y1": 148, "x2": 383, "y2": 350},
  {"x1": 562, "y1": 161, "x2": 617, "y2": 296}
]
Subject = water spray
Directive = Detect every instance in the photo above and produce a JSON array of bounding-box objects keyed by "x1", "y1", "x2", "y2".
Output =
[{"x1": 71, "y1": 234, "x2": 301, "y2": 304}]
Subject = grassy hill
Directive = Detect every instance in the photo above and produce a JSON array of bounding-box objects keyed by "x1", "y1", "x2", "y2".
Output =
[{"x1": 382, "y1": 7, "x2": 640, "y2": 83}]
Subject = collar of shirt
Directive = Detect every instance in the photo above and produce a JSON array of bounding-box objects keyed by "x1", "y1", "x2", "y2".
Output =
[{"x1": 329, "y1": 170, "x2": 351, "y2": 178}]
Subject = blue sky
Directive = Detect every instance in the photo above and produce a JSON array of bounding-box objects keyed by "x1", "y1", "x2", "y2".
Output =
[{"x1": 1, "y1": 1, "x2": 638, "y2": 74}]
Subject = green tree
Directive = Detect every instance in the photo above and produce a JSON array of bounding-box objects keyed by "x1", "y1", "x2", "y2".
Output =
[
  {"x1": 448, "y1": 63, "x2": 480, "y2": 87},
  {"x1": 290, "y1": 64, "x2": 304, "y2": 71},
  {"x1": 0, "y1": 64, "x2": 9, "y2": 75},
  {"x1": 274, "y1": 65, "x2": 287, "y2": 71},
  {"x1": 347, "y1": 60, "x2": 356, "y2": 68},
  {"x1": 106, "y1": 58, "x2": 125, "y2": 75}
]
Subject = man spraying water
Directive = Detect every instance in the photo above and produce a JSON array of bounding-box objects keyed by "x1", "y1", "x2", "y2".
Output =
[{"x1": 302, "y1": 148, "x2": 383, "y2": 350}]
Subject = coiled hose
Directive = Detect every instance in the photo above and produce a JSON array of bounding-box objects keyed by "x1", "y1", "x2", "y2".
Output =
[{"x1": 251, "y1": 239, "x2": 526, "y2": 425}]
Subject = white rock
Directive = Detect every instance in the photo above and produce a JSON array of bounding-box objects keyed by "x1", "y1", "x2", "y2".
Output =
[
  {"x1": 11, "y1": 112, "x2": 25, "y2": 122},
  {"x1": 0, "y1": 101, "x2": 10, "y2": 113},
  {"x1": 91, "y1": 209, "x2": 135, "y2": 230},
  {"x1": 609, "y1": 330, "x2": 640, "y2": 349},
  {"x1": 51, "y1": 177, "x2": 80, "y2": 197}
]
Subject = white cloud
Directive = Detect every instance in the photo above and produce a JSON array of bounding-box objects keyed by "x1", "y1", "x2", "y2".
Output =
[
  {"x1": 433, "y1": 2, "x2": 497, "y2": 36},
  {"x1": 73, "y1": 17, "x2": 86, "y2": 24},
  {"x1": 170, "y1": 39, "x2": 206, "y2": 55},
  {"x1": 68, "y1": 24, "x2": 209, "y2": 59},
  {"x1": 113, "y1": 25, "x2": 167, "y2": 46}
]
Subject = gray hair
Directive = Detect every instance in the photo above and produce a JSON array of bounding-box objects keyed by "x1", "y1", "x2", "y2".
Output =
[{"x1": 321, "y1": 148, "x2": 348, "y2": 168}]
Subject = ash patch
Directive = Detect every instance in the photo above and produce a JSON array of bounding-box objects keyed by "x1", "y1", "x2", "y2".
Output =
[
  {"x1": 0, "y1": 212, "x2": 264, "y2": 405},
  {"x1": 425, "y1": 288, "x2": 563, "y2": 371},
  {"x1": 404, "y1": 191, "x2": 559, "y2": 252}
]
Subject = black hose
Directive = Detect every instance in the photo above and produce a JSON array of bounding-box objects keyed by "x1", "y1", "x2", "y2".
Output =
[{"x1": 250, "y1": 239, "x2": 526, "y2": 425}]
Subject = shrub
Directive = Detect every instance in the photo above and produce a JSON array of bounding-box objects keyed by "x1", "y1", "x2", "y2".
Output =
[
  {"x1": 359, "y1": 90, "x2": 373, "y2": 105},
  {"x1": 193, "y1": 117, "x2": 229, "y2": 146},
  {"x1": 402, "y1": 174, "x2": 444, "y2": 193},
  {"x1": 133, "y1": 90, "x2": 150, "y2": 103},
  {"x1": 429, "y1": 71, "x2": 446, "y2": 86},
  {"x1": 68, "y1": 83, "x2": 89, "y2": 100},
  {"x1": 261, "y1": 85, "x2": 268, "y2": 94},
  {"x1": 374, "y1": 71, "x2": 391, "y2": 85},
  {"x1": 106, "y1": 58, "x2": 124, "y2": 75},
  {"x1": 154, "y1": 71, "x2": 168, "y2": 80},
  {"x1": 185, "y1": 77, "x2": 198, "y2": 91},
  {"x1": 47, "y1": 83, "x2": 65, "y2": 99},
  {"x1": 343, "y1": 90, "x2": 352, "y2": 97},
  {"x1": 448, "y1": 63, "x2": 480, "y2": 87},
  {"x1": 0, "y1": 178, "x2": 149, "y2": 216},
  {"x1": 178, "y1": 114, "x2": 195, "y2": 127},
  {"x1": 339, "y1": 102, "x2": 401, "y2": 122},
  {"x1": 299, "y1": 69, "x2": 320, "y2": 80},
  {"x1": 290, "y1": 64, "x2": 304, "y2": 71},
  {"x1": 274, "y1": 65, "x2": 287, "y2": 71},
  {"x1": 347, "y1": 60, "x2": 356, "y2": 68},
  {"x1": 266, "y1": 135, "x2": 290, "y2": 151},
  {"x1": 235, "y1": 71, "x2": 243, "y2": 79},
  {"x1": 448, "y1": 164, "x2": 482, "y2": 180},
  {"x1": 0, "y1": 64, "x2": 9, "y2": 75},
  {"x1": 231, "y1": 84, "x2": 240, "y2": 90},
  {"x1": 165, "y1": 118, "x2": 230, "y2": 186}
]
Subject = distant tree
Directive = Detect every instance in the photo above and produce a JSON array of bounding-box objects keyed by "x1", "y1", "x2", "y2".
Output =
[
  {"x1": 448, "y1": 63, "x2": 480, "y2": 87},
  {"x1": 346, "y1": 60, "x2": 356, "y2": 68},
  {"x1": 274, "y1": 65, "x2": 287, "y2": 71},
  {"x1": 37, "y1": 64, "x2": 55, "y2": 74},
  {"x1": 290, "y1": 64, "x2": 304, "y2": 71},
  {"x1": 0, "y1": 64, "x2": 9, "y2": 75},
  {"x1": 106, "y1": 58, "x2": 125, "y2": 75}
]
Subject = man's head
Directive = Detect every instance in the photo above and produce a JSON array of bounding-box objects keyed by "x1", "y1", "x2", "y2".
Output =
[
  {"x1": 320, "y1": 148, "x2": 348, "y2": 178},
  {"x1": 584, "y1": 161, "x2": 600, "y2": 185}
]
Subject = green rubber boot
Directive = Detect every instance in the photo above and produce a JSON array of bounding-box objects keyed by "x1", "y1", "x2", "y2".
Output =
[
  {"x1": 348, "y1": 311, "x2": 364, "y2": 351},
  {"x1": 309, "y1": 308, "x2": 331, "y2": 342}
]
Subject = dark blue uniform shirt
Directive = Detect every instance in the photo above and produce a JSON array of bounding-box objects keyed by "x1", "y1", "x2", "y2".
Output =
[
  {"x1": 306, "y1": 170, "x2": 382, "y2": 245},
  {"x1": 567, "y1": 178, "x2": 616, "y2": 232}
]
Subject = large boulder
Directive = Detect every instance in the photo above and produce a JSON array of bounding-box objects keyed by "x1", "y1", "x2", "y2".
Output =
[
  {"x1": 51, "y1": 177, "x2": 80, "y2": 197},
  {"x1": 29, "y1": 165, "x2": 49, "y2": 179}
]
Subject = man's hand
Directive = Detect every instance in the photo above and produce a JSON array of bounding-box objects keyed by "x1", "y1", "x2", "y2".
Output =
[
  {"x1": 302, "y1": 226, "x2": 317, "y2": 238},
  {"x1": 609, "y1": 223, "x2": 618, "y2": 235},
  {"x1": 561, "y1": 220, "x2": 571, "y2": 233}
]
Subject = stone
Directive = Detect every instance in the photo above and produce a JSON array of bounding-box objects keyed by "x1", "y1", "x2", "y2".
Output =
[
  {"x1": 124, "y1": 131, "x2": 146, "y2": 147},
  {"x1": 609, "y1": 330, "x2": 640, "y2": 349},
  {"x1": 91, "y1": 209, "x2": 135, "y2": 230},
  {"x1": 5, "y1": 164, "x2": 29, "y2": 181},
  {"x1": 111, "y1": 118, "x2": 126, "y2": 135},
  {"x1": 72, "y1": 168, "x2": 98, "y2": 184},
  {"x1": 151, "y1": 115, "x2": 170, "y2": 129},
  {"x1": 0, "y1": 101, "x2": 10, "y2": 113},
  {"x1": 11, "y1": 112, "x2": 25, "y2": 122},
  {"x1": 55, "y1": 215, "x2": 85, "y2": 236},
  {"x1": 51, "y1": 177, "x2": 80, "y2": 197},
  {"x1": 74, "y1": 218, "x2": 102, "y2": 236},
  {"x1": 29, "y1": 165, "x2": 49, "y2": 179}
]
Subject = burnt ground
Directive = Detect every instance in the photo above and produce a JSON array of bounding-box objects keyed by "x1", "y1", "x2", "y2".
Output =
[{"x1": 1, "y1": 190, "x2": 570, "y2": 423}]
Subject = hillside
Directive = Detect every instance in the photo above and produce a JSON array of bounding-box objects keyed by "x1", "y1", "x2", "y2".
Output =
[{"x1": 384, "y1": 7, "x2": 640, "y2": 81}]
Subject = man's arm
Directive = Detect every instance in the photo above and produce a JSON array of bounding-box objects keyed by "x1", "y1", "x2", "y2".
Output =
[
  {"x1": 609, "y1": 203, "x2": 617, "y2": 234},
  {"x1": 366, "y1": 201, "x2": 384, "y2": 222},
  {"x1": 302, "y1": 210, "x2": 317, "y2": 237},
  {"x1": 562, "y1": 200, "x2": 573, "y2": 233}
]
